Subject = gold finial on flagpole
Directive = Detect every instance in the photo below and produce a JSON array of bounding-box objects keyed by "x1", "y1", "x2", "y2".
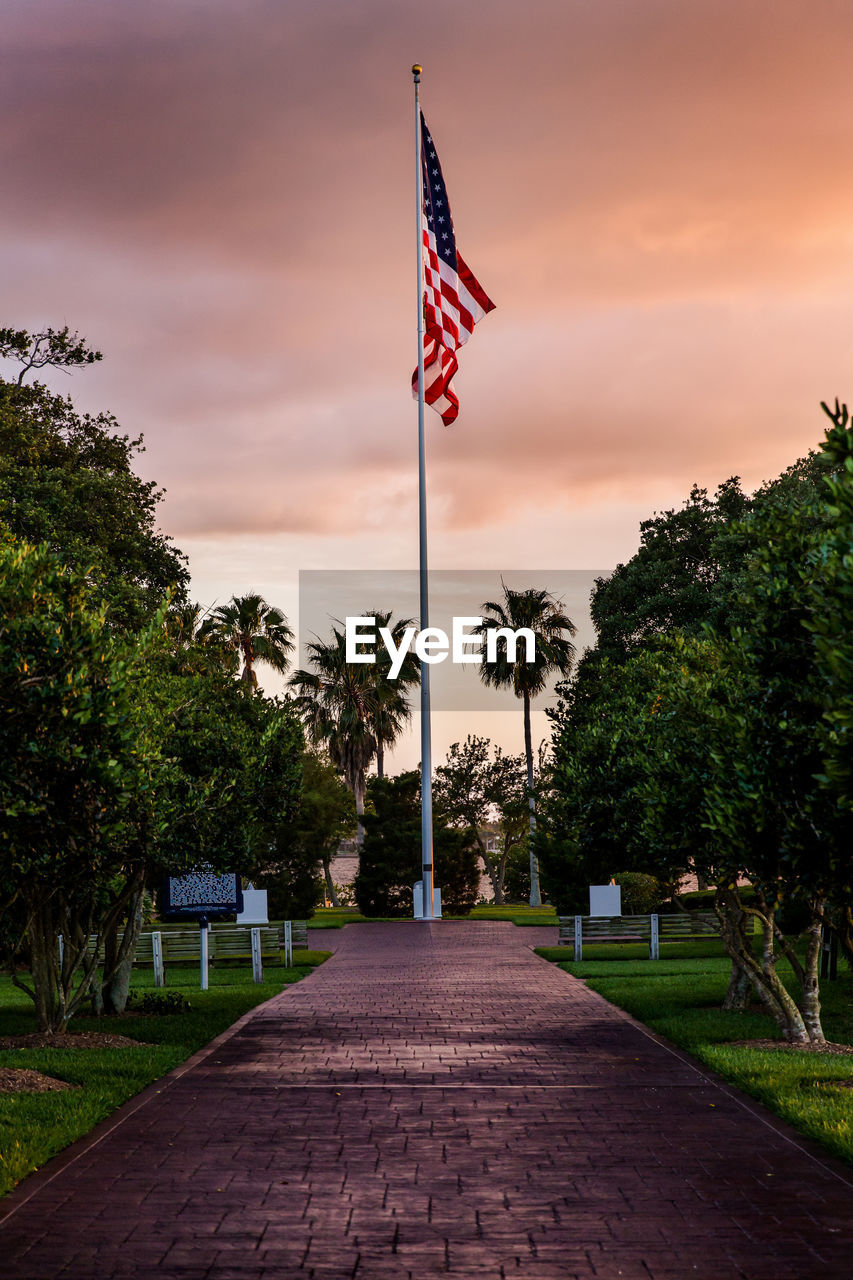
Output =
[{"x1": 412, "y1": 64, "x2": 422, "y2": 80}]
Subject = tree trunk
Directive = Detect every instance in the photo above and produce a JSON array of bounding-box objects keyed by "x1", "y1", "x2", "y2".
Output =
[
  {"x1": 714, "y1": 886, "x2": 814, "y2": 1042},
  {"x1": 354, "y1": 775, "x2": 365, "y2": 847},
  {"x1": 322, "y1": 856, "x2": 340, "y2": 907},
  {"x1": 722, "y1": 959, "x2": 751, "y2": 1011},
  {"x1": 100, "y1": 887, "x2": 145, "y2": 1015},
  {"x1": 523, "y1": 690, "x2": 540, "y2": 907},
  {"x1": 376, "y1": 740, "x2": 385, "y2": 780},
  {"x1": 22, "y1": 900, "x2": 60, "y2": 1033},
  {"x1": 480, "y1": 849, "x2": 504, "y2": 905},
  {"x1": 792, "y1": 903, "x2": 825, "y2": 1043}
]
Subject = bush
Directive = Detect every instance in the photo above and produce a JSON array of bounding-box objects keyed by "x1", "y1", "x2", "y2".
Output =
[
  {"x1": 356, "y1": 772, "x2": 480, "y2": 917},
  {"x1": 127, "y1": 990, "x2": 191, "y2": 1015},
  {"x1": 615, "y1": 872, "x2": 664, "y2": 914}
]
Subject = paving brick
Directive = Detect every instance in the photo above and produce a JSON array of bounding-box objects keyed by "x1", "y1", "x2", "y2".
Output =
[{"x1": 1, "y1": 921, "x2": 852, "y2": 1277}]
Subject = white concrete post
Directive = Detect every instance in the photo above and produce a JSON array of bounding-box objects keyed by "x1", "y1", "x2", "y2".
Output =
[
  {"x1": 200, "y1": 922, "x2": 209, "y2": 991},
  {"x1": 284, "y1": 920, "x2": 293, "y2": 968},
  {"x1": 152, "y1": 931, "x2": 165, "y2": 987},
  {"x1": 251, "y1": 927, "x2": 263, "y2": 983},
  {"x1": 574, "y1": 915, "x2": 583, "y2": 962},
  {"x1": 650, "y1": 913, "x2": 660, "y2": 961}
]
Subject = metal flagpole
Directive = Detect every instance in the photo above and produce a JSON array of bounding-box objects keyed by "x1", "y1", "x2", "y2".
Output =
[{"x1": 413, "y1": 63, "x2": 434, "y2": 921}]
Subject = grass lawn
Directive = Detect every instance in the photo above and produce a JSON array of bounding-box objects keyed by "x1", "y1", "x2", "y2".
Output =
[
  {"x1": 0, "y1": 949, "x2": 330, "y2": 1196},
  {"x1": 466, "y1": 904, "x2": 558, "y2": 926},
  {"x1": 535, "y1": 945, "x2": 853, "y2": 1166},
  {"x1": 309, "y1": 904, "x2": 558, "y2": 928}
]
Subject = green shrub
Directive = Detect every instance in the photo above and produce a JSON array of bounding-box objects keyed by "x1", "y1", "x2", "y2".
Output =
[
  {"x1": 127, "y1": 990, "x2": 191, "y2": 1015},
  {"x1": 616, "y1": 871, "x2": 664, "y2": 913}
]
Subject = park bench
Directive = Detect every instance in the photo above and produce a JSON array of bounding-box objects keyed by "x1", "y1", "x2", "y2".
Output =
[
  {"x1": 557, "y1": 910, "x2": 755, "y2": 960},
  {"x1": 77, "y1": 920, "x2": 308, "y2": 973},
  {"x1": 271, "y1": 919, "x2": 308, "y2": 950}
]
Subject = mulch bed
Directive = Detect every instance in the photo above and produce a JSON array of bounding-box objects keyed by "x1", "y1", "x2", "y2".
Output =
[
  {"x1": 0, "y1": 1067, "x2": 78, "y2": 1094},
  {"x1": 728, "y1": 1038, "x2": 853, "y2": 1056},
  {"x1": 0, "y1": 1031, "x2": 150, "y2": 1051}
]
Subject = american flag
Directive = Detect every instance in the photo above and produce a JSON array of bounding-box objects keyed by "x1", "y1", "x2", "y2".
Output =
[{"x1": 413, "y1": 112, "x2": 495, "y2": 425}]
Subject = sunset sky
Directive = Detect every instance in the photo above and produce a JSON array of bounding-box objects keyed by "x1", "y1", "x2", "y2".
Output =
[{"x1": 3, "y1": 0, "x2": 852, "y2": 768}]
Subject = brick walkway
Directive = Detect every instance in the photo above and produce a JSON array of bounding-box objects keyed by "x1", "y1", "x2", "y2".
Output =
[{"x1": 1, "y1": 921, "x2": 852, "y2": 1279}]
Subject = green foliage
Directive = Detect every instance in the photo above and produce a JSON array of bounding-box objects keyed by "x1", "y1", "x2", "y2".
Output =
[
  {"x1": 809, "y1": 400, "x2": 853, "y2": 809},
  {"x1": 502, "y1": 839, "x2": 533, "y2": 903},
  {"x1": 127, "y1": 989, "x2": 190, "y2": 1015},
  {"x1": 538, "y1": 646, "x2": 693, "y2": 913},
  {"x1": 360, "y1": 610, "x2": 419, "y2": 778},
  {"x1": 476, "y1": 584, "x2": 577, "y2": 907},
  {"x1": 0, "y1": 542, "x2": 148, "y2": 1028},
  {"x1": 258, "y1": 750, "x2": 354, "y2": 914},
  {"x1": 290, "y1": 624, "x2": 379, "y2": 827},
  {"x1": 0, "y1": 324, "x2": 102, "y2": 384},
  {"x1": 356, "y1": 772, "x2": 480, "y2": 917},
  {"x1": 200, "y1": 594, "x2": 294, "y2": 688},
  {"x1": 615, "y1": 872, "x2": 665, "y2": 914},
  {"x1": 541, "y1": 408, "x2": 853, "y2": 1040},
  {"x1": 0, "y1": 376, "x2": 188, "y2": 631},
  {"x1": 433, "y1": 735, "x2": 528, "y2": 903},
  {"x1": 590, "y1": 478, "x2": 751, "y2": 659}
]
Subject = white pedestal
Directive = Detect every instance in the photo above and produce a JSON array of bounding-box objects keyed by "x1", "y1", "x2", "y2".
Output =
[
  {"x1": 413, "y1": 882, "x2": 442, "y2": 919},
  {"x1": 589, "y1": 884, "x2": 622, "y2": 916},
  {"x1": 237, "y1": 887, "x2": 269, "y2": 924}
]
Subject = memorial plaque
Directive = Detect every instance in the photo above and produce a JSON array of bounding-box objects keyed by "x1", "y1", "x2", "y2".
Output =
[{"x1": 161, "y1": 869, "x2": 244, "y2": 921}]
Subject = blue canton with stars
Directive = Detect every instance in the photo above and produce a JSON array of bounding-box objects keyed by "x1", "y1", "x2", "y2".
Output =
[{"x1": 421, "y1": 113, "x2": 458, "y2": 273}]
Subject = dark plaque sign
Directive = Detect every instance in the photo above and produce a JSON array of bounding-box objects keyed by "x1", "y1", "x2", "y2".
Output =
[{"x1": 161, "y1": 869, "x2": 244, "y2": 921}]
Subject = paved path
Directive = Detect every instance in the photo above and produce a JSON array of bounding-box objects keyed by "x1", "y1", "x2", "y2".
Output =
[{"x1": 1, "y1": 922, "x2": 852, "y2": 1279}]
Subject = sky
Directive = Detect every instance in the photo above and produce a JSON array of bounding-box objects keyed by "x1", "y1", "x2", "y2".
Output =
[{"x1": 3, "y1": 0, "x2": 853, "y2": 768}]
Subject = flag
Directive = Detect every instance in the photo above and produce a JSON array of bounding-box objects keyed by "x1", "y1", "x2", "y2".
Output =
[{"x1": 412, "y1": 112, "x2": 495, "y2": 425}]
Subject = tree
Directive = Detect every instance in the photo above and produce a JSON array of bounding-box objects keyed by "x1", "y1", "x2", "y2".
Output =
[
  {"x1": 433, "y1": 735, "x2": 528, "y2": 904},
  {"x1": 0, "y1": 374, "x2": 189, "y2": 630},
  {"x1": 477, "y1": 585, "x2": 576, "y2": 906},
  {"x1": 290, "y1": 625, "x2": 378, "y2": 843},
  {"x1": 0, "y1": 542, "x2": 146, "y2": 1031},
  {"x1": 0, "y1": 324, "x2": 102, "y2": 385},
  {"x1": 589, "y1": 479, "x2": 751, "y2": 659},
  {"x1": 243, "y1": 699, "x2": 311, "y2": 918},
  {"x1": 540, "y1": 410, "x2": 853, "y2": 1041},
  {"x1": 807, "y1": 400, "x2": 853, "y2": 965},
  {"x1": 538, "y1": 647, "x2": 692, "y2": 916},
  {"x1": 259, "y1": 750, "x2": 355, "y2": 909},
  {"x1": 355, "y1": 771, "x2": 479, "y2": 917},
  {"x1": 364, "y1": 610, "x2": 419, "y2": 779},
  {"x1": 201, "y1": 593, "x2": 294, "y2": 689}
]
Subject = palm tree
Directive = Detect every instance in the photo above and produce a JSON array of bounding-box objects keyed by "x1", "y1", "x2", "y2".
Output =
[
  {"x1": 289, "y1": 624, "x2": 379, "y2": 844},
  {"x1": 477, "y1": 585, "x2": 576, "y2": 906},
  {"x1": 200, "y1": 593, "x2": 294, "y2": 689},
  {"x1": 364, "y1": 610, "x2": 419, "y2": 779}
]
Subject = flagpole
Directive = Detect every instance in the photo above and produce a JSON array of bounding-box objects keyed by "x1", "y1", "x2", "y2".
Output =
[{"x1": 413, "y1": 63, "x2": 434, "y2": 922}]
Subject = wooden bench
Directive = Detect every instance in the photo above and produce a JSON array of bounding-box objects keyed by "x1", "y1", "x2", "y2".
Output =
[
  {"x1": 210, "y1": 925, "x2": 282, "y2": 963},
  {"x1": 557, "y1": 911, "x2": 755, "y2": 960},
  {"x1": 81, "y1": 920, "x2": 308, "y2": 968},
  {"x1": 558, "y1": 914, "x2": 652, "y2": 953},
  {"x1": 270, "y1": 919, "x2": 308, "y2": 951}
]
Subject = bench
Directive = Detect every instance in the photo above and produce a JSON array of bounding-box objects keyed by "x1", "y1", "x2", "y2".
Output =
[
  {"x1": 210, "y1": 925, "x2": 282, "y2": 963},
  {"x1": 77, "y1": 920, "x2": 309, "y2": 975},
  {"x1": 557, "y1": 911, "x2": 756, "y2": 960},
  {"x1": 271, "y1": 919, "x2": 308, "y2": 951}
]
